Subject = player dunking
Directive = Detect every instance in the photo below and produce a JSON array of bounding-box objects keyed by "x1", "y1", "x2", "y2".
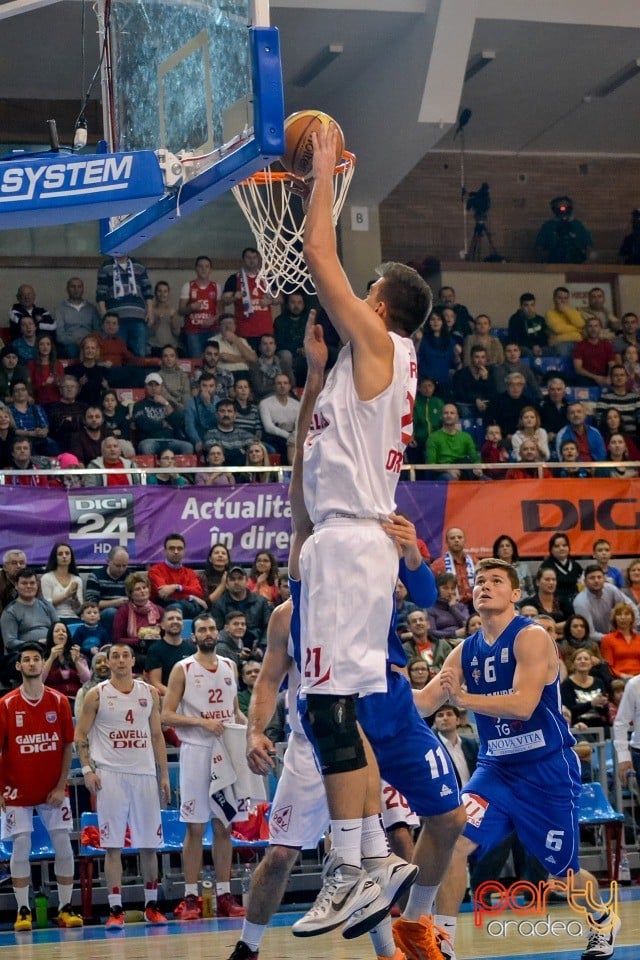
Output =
[
  {"x1": 412, "y1": 558, "x2": 621, "y2": 960},
  {"x1": 295, "y1": 121, "x2": 432, "y2": 932},
  {"x1": 0, "y1": 642, "x2": 82, "y2": 931},
  {"x1": 74, "y1": 642, "x2": 170, "y2": 929}
]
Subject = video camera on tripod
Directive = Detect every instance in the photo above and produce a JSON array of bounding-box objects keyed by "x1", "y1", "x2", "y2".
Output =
[{"x1": 466, "y1": 182, "x2": 491, "y2": 221}]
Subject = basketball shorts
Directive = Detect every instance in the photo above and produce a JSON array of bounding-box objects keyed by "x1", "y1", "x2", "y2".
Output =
[
  {"x1": 462, "y1": 752, "x2": 582, "y2": 875},
  {"x1": 1, "y1": 798, "x2": 73, "y2": 839},
  {"x1": 96, "y1": 770, "x2": 163, "y2": 849},
  {"x1": 380, "y1": 780, "x2": 420, "y2": 831},
  {"x1": 268, "y1": 733, "x2": 329, "y2": 849},
  {"x1": 299, "y1": 519, "x2": 397, "y2": 697}
]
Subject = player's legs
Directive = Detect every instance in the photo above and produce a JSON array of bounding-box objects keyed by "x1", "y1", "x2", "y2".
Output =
[
  {"x1": 183, "y1": 821, "x2": 207, "y2": 884},
  {"x1": 212, "y1": 818, "x2": 245, "y2": 916},
  {"x1": 3, "y1": 806, "x2": 34, "y2": 928}
]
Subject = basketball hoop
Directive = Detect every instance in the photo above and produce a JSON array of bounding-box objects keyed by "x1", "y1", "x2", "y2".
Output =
[{"x1": 232, "y1": 151, "x2": 356, "y2": 297}]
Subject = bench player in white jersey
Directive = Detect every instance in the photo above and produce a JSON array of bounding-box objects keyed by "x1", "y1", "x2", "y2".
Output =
[
  {"x1": 162, "y1": 612, "x2": 247, "y2": 919},
  {"x1": 296, "y1": 123, "x2": 431, "y2": 930},
  {"x1": 0, "y1": 642, "x2": 82, "y2": 931},
  {"x1": 75, "y1": 642, "x2": 170, "y2": 929}
]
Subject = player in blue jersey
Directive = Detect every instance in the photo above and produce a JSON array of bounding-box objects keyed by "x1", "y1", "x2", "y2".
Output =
[{"x1": 410, "y1": 557, "x2": 620, "y2": 960}]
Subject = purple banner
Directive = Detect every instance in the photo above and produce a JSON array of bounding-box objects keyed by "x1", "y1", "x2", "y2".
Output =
[{"x1": 2, "y1": 482, "x2": 448, "y2": 566}]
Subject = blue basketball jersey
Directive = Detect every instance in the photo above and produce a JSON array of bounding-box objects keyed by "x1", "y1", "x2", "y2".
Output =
[{"x1": 461, "y1": 614, "x2": 575, "y2": 765}]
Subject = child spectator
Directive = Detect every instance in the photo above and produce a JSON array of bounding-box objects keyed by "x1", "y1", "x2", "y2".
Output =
[
  {"x1": 73, "y1": 601, "x2": 111, "y2": 658},
  {"x1": 511, "y1": 406, "x2": 550, "y2": 461},
  {"x1": 592, "y1": 539, "x2": 625, "y2": 589},
  {"x1": 480, "y1": 423, "x2": 510, "y2": 479},
  {"x1": 608, "y1": 678, "x2": 626, "y2": 725},
  {"x1": 555, "y1": 439, "x2": 590, "y2": 478},
  {"x1": 621, "y1": 342, "x2": 640, "y2": 393}
]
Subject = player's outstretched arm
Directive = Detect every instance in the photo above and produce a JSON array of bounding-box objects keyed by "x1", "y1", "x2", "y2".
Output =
[{"x1": 247, "y1": 601, "x2": 292, "y2": 775}]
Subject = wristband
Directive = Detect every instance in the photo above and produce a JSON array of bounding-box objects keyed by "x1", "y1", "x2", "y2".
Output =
[{"x1": 81, "y1": 765, "x2": 93, "y2": 776}]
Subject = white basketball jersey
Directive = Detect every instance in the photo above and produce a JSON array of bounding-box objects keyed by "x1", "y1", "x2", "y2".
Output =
[
  {"x1": 286, "y1": 634, "x2": 303, "y2": 736},
  {"x1": 303, "y1": 332, "x2": 417, "y2": 523},
  {"x1": 177, "y1": 655, "x2": 237, "y2": 747},
  {"x1": 90, "y1": 679, "x2": 156, "y2": 775}
]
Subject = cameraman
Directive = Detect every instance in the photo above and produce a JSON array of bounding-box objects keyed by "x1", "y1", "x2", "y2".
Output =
[
  {"x1": 535, "y1": 196, "x2": 593, "y2": 263},
  {"x1": 619, "y1": 209, "x2": 640, "y2": 265}
]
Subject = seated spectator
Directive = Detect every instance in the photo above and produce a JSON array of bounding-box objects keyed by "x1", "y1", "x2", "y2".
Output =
[
  {"x1": 6, "y1": 436, "x2": 54, "y2": 486},
  {"x1": 623, "y1": 559, "x2": 640, "y2": 607},
  {"x1": 233, "y1": 376, "x2": 263, "y2": 439},
  {"x1": 195, "y1": 443, "x2": 236, "y2": 486},
  {"x1": 545, "y1": 286, "x2": 585, "y2": 356},
  {"x1": 85, "y1": 436, "x2": 140, "y2": 486},
  {"x1": 40, "y1": 541, "x2": 83, "y2": 622},
  {"x1": 274, "y1": 290, "x2": 311, "y2": 387},
  {"x1": 258, "y1": 373, "x2": 300, "y2": 464},
  {"x1": 198, "y1": 543, "x2": 232, "y2": 608},
  {"x1": 539, "y1": 376, "x2": 569, "y2": 451},
  {"x1": 55, "y1": 451, "x2": 84, "y2": 488},
  {"x1": 511, "y1": 406, "x2": 550, "y2": 461},
  {"x1": 507, "y1": 292, "x2": 548, "y2": 356},
  {"x1": 0, "y1": 567, "x2": 58, "y2": 668},
  {"x1": 484, "y1": 372, "x2": 535, "y2": 446},
  {"x1": 505, "y1": 439, "x2": 553, "y2": 479},
  {"x1": 145, "y1": 605, "x2": 196, "y2": 696},
  {"x1": 0, "y1": 344, "x2": 31, "y2": 403},
  {"x1": 407, "y1": 657, "x2": 434, "y2": 692},
  {"x1": 0, "y1": 548, "x2": 26, "y2": 618},
  {"x1": 85, "y1": 546, "x2": 130, "y2": 635},
  {"x1": 480, "y1": 423, "x2": 510, "y2": 480},
  {"x1": 178, "y1": 255, "x2": 224, "y2": 357},
  {"x1": 402, "y1": 609, "x2": 452, "y2": 671},
  {"x1": 47, "y1": 375, "x2": 86, "y2": 448},
  {"x1": 55, "y1": 276, "x2": 100, "y2": 358},
  {"x1": 96, "y1": 313, "x2": 145, "y2": 388},
  {"x1": 68, "y1": 405, "x2": 108, "y2": 465},
  {"x1": 28, "y1": 334, "x2": 63, "y2": 406},
  {"x1": 539, "y1": 532, "x2": 583, "y2": 607},
  {"x1": 555, "y1": 401, "x2": 606, "y2": 463},
  {"x1": 215, "y1": 316, "x2": 257, "y2": 374},
  {"x1": 437, "y1": 286, "x2": 473, "y2": 337},
  {"x1": 237, "y1": 659, "x2": 262, "y2": 716},
  {"x1": 12, "y1": 315, "x2": 39, "y2": 365},
  {"x1": 621, "y1": 342, "x2": 640, "y2": 393},
  {"x1": 416, "y1": 311, "x2": 459, "y2": 388},
  {"x1": 66, "y1": 335, "x2": 109, "y2": 404},
  {"x1": 580, "y1": 286, "x2": 619, "y2": 340},
  {"x1": 73, "y1": 601, "x2": 110, "y2": 659},
  {"x1": 112, "y1": 573, "x2": 163, "y2": 661},
  {"x1": 608, "y1": 679, "x2": 626, "y2": 725},
  {"x1": 535, "y1": 197, "x2": 593, "y2": 264},
  {"x1": 464, "y1": 613, "x2": 482, "y2": 638},
  {"x1": 426, "y1": 573, "x2": 467, "y2": 643},
  {"x1": 573, "y1": 564, "x2": 639, "y2": 643},
  {"x1": 185, "y1": 371, "x2": 218, "y2": 454},
  {"x1": 148, "y1": 280, "x2": 181, "y2": 356},
  {"x1": 492, "y1": 534, "x2": 534, "y2": 595},
  {"x1": 215, "y1": 610, "x2": 258, "y2": 667},
  {"x1": 147, "y1": 447, "x2": 190, "y2": 486},
  {"x1": 431, "y1": 527, "x2": 476, "y2": 612},
  {"x1": 250, "y1": 333, "x2": 293, "y2": 400},
  {"x1": 555, "y1": 438, "x2": 591, "y2": 478},
  {"x1": 240, "y1": 441, "x2": 275, "y2": 484},
  {"x1": 559, "y1": 614, "x2": 595, "y2": 658},
  {"x1": 247, "y1": 551, "x2": 280, "y2": 606},
  {"x1": 600, "y1": 603, "x2": 640, "y2": 679},
  {"x1": 462, "y1": 314, "x2": 504, "y2": 367},
  {"x1": 133, "y1": 372, "x2": 193, "y2": 456},
  {"x1": 561, "y1": 648, "x2": 610, "y2": 731},
  {"x1": 520, "y1": 567, "x2": 572, "y2": 632},
  {"x1": 613, "y1": 311, "x2": 640, "y2": 360},
  {"x1": 148, "y1": 533, "x2": 208, "y2": 620},
  {"x1": 74, "y1": 650, "x2": 111, "y2": 718},
  {"x1": 101, "y1": 389, "x2": 132, "y2": 443},
  {"x1": 572, "y1": 316, "x2": 614, "y2": 387},
  {"x1": 594, "y1": 364, "x2": 640, "y2": 436},
  {"x1": 451, "y1": 345, "x2": 495, "y2": 416},
  {"x1": 410, "y1": 377, "x2": 444, "y2": 464},
  {"x1": 159, "y1": 345, "x2": 191, "y2": 413},
  {"x1": 203, "y1": 399, "x2": 254, "y2": 467},
  {"x1": 42, "y1": 621, "x2": 90, "y2": 703},
  {"x1": 9, "y1": 379, "x2": 58, "y2": 457},
  {"x1": 191, "y1": 339, "x2": 234, "y2": 399},
  {"x1": 275, "y1": 575, "x2": 290, "y2": 606},
  {"x1": 211, "y1": 566, "x2": 271, "y2": 652},
  {"x1": 606, "y1": 433, "x2": 639, "y2": 478},
  {"x1": 427, "y1": 402, "x2": 483, "y2": 481},
  {"x1": 490, "y1": 342, "x2": 541, "y2": 400},
  {"x1": 9, "y1": 283, "x2": 55, "y2": 341},
  {"x1": 0, "y1": 403, "x2": 17, "y2": 468},
  {"x1": 395, "y1": 579, "x2": 417, "y2": 638},
  {"x1": 598, "y1": 406, "x2": 640, "y2": 459}
]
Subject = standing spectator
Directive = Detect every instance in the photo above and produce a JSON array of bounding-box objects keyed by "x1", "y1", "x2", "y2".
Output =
[
  {"x1": 274, "y1": 290, "x2": 311, "y2": 386},
  {"x1": 250, "y1": 333, "x2": 292, "y2": 400},
  {"x1": 0, "y1": 567, "x2": 58, "y2": 661},
  {"x1": 223, "y1": 247, "x2": 277, "y2": 348},
  {"x1": 9, "y1": 380, "x2": 58, "y2": 457},
  {"x1": 42, "y1": 621, "x2": 90, "y2": 703},
  {"x1": 535, "y1": 196, "x2": 593, "y2": 264},
  {"x1": 198, "y1": 543, "x2": 232, "y2": 608},
  {"x1": 545, "y1": 286, "x2": 585, "y2": 356},
  {"x1": 462, "y1": 314, "x2": 504, "y2": 367},
  {"x1": 211, "y1": 566, "x2": 271, "y2": 651},
  {"x1": 66, "y1": 336, "x2": 108, "y2": 405},
  {"x1": 148, "y1": 534, "x2": 208, "y2": 620},
  {"x1": 431, "y1": 527, "x2": 477, "y2": 612},
  {"x1": 555, "y1": 401, "x2": 606, "y2": 463},
  {"x1": 572, "y1": 316, "x2": 614, "y2": 387},
  {"x1": 215, "y1": 316, "x2": 257, "y2": 375},
  {"x1": 73, "y1": 601, "x2": 110, "y2": 659},
  {"x1": 28, "y1": 334, "x2": 63, "y2": 406},
  {"x1": 132, "y1": 373, "x2": 193, "y2": 456},
  {"x1": 178, "y1": 256, "x2": 224, "y2": 357},
  {"x1": 40, "y1": 542, "x2": 83, "y2": 622},
  {"x1": 96, "y1": 255, "x2": 154, "y2": 358},
  {"x1": 426, "y1": 573, "x2": 467, "y2": 642},
  {"x1": 437, "y1": 286, "x2": 473, "y2": 337},
  {"x1": 426, "y1": 403, "x2": 482, "y2": 480},
  {"x1": 539, "y1": 376, "x2": 569, "y2": 450},
  {"x1": 247, "y1": 551, "x2": 280, "y2": 606},
  {"x1": 258, "y1": 373, "x2": 300, "y2": 464},
  {"x1": 573, "y1": 565, "x2": 639, "y2": 643},
  {"x1": 47, "y1": 375, "x2": 86, "y2": 449},
  {"x1": 0, "y1": 344, "x2": 31, "y2": 403},
  {"x1": 85, "y1": 436, "x2": 140, "y2": 487},
  {"x1": 203, "y1": 399, "x2": 254, "y2": 466},
  {"x1": 8, "y1": 284, "x2": 55, "y2": 341},
  {"x1": 600, "y1": 604, "x2": 640, "y2": 679},
  {"x1": 492, "y1": 534, "x2": 534, "y2": 595},
  {"x1": 511, "y1": 406, "x2": 550, "y2": 461},
  {"x1": 85, "y1": 546, "x2": 131, "y2": 636},
  {"x1": 507, "y1": 293, "x2": 547, "y2": 356},
  {"x1": 539, "y1": 533, "x2": 583, "y2": 607},
  {"x1": 12, "y1": 316, "x2": 39, "y2": 365},
  {"x1": 68, "y1": 406, "x2": 108, "y2": 465},
  {"x1": 149, "y1": 281, "x2": 181, "y2": 356},
  {"x1": 195, "y1": 443, "x2": 236, "y2": 486},
  {"x1": 145, "y1": 605, "x2": 195, "y2": 696},
  {"x1": 55, "y1": 277, "x2": 99, "y2": 358},
  {"x1": 416, "y1": 311, "x2": 459, "y2": 388},
  {"x1": 0, "y1": 548, "x2": 26, "y2": 618},
  {"x1": 580, "y1": 287, "x2": 619, "y2": 340}
]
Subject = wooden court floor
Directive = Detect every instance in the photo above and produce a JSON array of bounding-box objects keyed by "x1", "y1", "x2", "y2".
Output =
[{"x1": 0, "y1": 895, "x2": 638, "y2": 960}]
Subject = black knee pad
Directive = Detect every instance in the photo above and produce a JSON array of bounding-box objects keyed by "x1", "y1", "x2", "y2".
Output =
[{"x1": 306, "y1": 694, "x2": 366, "y2": 775}]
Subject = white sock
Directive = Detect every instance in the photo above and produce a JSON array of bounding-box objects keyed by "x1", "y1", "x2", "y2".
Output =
[
  {"x1": 241, "y1": 919, "x2": 268, "y2": 950},
  {"x1": 57, "y1": 883, "x2": 74, "y2": 909},
  {"x1": 330, "y1": 818, "x2": 362, "y2": 868},
  {"x1": 185, "y1": 883, "x2": 198, "y2": 897},
  {"x1": 403, "y1": 883, "x2": 439, "y2": 921},
  {"x1": 216, "y1": 882, "x2": 231, "y2": 896},
  {"x1": 108, "y1": 893, "x2": 122, "y2": 909},
  {"x1": 435, "y1": 913, "x2": 457, "y2": 944},
  {"x1": 361, "y1": 814, "x2": 391, "y2": 860},
  {"x1": 369, "y1": 915, "x2": 396, "y2": 958},
  {"x1": 14, "y1": 887, "x2": 30, "y2": 910},
  {"x1": 144, "y1": 888, "x2": 158, "y2": 906}
]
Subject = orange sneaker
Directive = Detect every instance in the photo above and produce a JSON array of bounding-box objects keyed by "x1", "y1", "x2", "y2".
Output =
[
  {"x1": 216, "y1": 893, "x2": 246, "y2": 917},
  {"x1": 377, "y1": 950, "x2": 407, "y2": 960},
  {"x1": 105, "y1": 905, "x2": 125, "y2": 930},
  {"x1": 174, "y1": 894, "x2": 202, "y2": 920},
  {"x1": 144, "y1": 903, "x2": 169, "y2": 925},
  {"x1": 392, "y1": 913, "x2": 443, "y2": 960}
]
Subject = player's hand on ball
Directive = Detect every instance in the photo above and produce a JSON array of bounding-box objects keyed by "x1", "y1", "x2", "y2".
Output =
[{"x1": 310, "y1": 125, "x2": 340, "y2": 182}]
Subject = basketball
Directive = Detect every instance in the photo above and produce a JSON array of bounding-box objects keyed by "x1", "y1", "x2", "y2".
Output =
[{"x1": 282, "y1": 111, "x2": 345, "y2": 179}]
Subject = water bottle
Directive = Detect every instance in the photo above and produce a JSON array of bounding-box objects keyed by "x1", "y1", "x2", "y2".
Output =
[
  {"x1": 35, "y1": 892, "x2": 48, "y2": 928},
  {"x1": 241, "y1": 864, "x2": 252, "y2": 902},
  {"x1": 201, "y1": 880, "x2": 215, "y2": 918},
  {"x1": 618, "y1": 849, "x2": 631, "y2": 886}
]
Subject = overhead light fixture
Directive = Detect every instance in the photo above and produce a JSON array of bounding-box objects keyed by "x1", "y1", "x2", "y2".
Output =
[
  {"x1": 464, "y1": 50, "x2": 496, "y2": 83},
  {"x1": 292, "y1": 43, "x2": 343, "y2": 88},
  {"x1": 589, "y1": 58, "x2": 640, "y2": 98}
]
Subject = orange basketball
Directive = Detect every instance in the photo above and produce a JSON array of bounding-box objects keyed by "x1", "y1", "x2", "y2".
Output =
[{"x1": 282, "y1": 111, "x2": 345, "y2": 179}]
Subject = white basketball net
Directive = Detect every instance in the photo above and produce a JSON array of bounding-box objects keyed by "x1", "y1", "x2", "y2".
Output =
[{"x1": 232, "y1": 152, "x2": 356, "y2": 297}]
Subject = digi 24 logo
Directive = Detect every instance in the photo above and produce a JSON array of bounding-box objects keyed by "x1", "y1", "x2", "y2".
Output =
[{"x1": 68, "y1": 494, "x2": 135, "y2": 550}]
